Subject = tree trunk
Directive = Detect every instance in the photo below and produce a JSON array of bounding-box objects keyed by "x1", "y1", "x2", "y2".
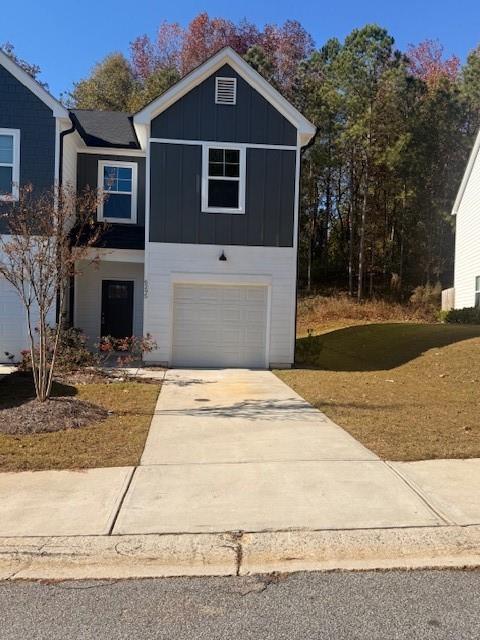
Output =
[{"x1": 357, "y1": 162, "x2": 368, "y2": 302}]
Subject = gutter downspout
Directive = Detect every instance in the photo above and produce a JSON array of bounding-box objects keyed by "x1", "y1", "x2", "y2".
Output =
[
  {"x1": 58, "y1": 121, "x2": 76, "y2": 186},
  {"x1": 293, "y1": 131, "x2": 317, "y2": 369},
  {"x1": 56, "y1": 120, "x2": 76, "y2": 325}
]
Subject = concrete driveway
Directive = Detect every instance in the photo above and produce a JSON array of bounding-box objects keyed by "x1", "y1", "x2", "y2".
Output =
[
  {"x1": 1, "y1": 369, "x2": 480, "y2": 539},
  {"x1": 114, "y1": 369, "x2": 443, "y2": 534}
]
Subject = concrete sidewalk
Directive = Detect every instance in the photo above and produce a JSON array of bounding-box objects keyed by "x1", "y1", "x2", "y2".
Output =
[{"x1": 0, "y1": 369, "x2": 479, "y2": 577}]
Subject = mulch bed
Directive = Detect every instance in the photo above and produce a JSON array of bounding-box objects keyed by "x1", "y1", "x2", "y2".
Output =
[{"x1": 0, "y1": 397, "x2": 109, "y2": 435}]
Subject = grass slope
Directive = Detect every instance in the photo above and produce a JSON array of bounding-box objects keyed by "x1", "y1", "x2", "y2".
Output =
[
  {"x1": 0, "y1": 376, "x2": 160, "y2": 472},
  {"x1": 278, "y1": 323, "x2": 480, "y2": 461}
]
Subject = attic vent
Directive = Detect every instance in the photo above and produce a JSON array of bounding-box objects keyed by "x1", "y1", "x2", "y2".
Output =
[{"x1": 215, "y1": 77, "x2": 237, "y2": 105}]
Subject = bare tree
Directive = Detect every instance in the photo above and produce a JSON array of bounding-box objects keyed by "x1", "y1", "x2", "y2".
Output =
[{"x1": 0, "y1": 184, "x2": 105, "y2": 402}]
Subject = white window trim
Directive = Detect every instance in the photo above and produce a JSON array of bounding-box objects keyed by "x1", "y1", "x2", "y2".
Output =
[
  {"x1": 215, "y1": 77, "x2": 237, "y2": 105},
  {"x1": 97, "y1": 160, "x2": 138, "y2": 224},
  {"x1": 201, "y1": 143, "x2": 246, "y2": 214},
  {"x1": 0, "y1": 128, "x2": 20, "y2": 202}
]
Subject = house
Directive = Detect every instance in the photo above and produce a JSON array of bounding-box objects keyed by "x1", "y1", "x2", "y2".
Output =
[
  {"x1": 450, "y1": 129, "x2": 480, "y2": 310},
  {"x1": 0, "y1": 47, "x2": 316, "y2": 368}
]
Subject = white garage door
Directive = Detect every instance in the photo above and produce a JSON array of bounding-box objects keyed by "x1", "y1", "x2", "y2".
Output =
[
  {"x1": 0, "y1": 277, "x2": 28, "y2": 363},
  {"x1": 172, "y1": 283, "x2": 268, "y2": 368}
]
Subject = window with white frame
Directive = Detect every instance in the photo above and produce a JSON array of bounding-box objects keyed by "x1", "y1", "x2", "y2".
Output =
[
  {"x1": 98, "y1": 161, "x2": 137, "y2": 223},
  {"x1": 202, "y1": 145, "x2": 245, "y2": 214},
  {"x1": 476, "y1": 276, "x2": 480, "y2": 308},
  {"x1": 0, "y1": 128, "x2": 20, "y2": 201}
]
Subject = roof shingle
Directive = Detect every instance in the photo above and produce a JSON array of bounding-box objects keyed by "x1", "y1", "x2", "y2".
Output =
[{"x1": 70, "y1": 109, "x2": 140, "y2": 149}]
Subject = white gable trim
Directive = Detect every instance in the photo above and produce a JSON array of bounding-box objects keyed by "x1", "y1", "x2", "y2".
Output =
[
  {"x1": 134, "y1": 47, "x2": 316, "y2": 146},
  {"x1": 0, "y1": 49, "x2": 69, "y2": 119},
  {"x1": 452, "y1": 128, "x2": 480, "y2": 215}
]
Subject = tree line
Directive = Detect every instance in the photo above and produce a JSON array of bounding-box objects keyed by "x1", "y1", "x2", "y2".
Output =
[{"x1": 7, "y1": 14, "x2": 480, "y2": 299}]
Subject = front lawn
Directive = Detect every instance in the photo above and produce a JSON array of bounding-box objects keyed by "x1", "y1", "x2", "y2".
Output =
[
  {"x1": 0, "y1": 374, "x2": 160, "y2": 472},
  {"x1": 277, "y1": 323, "x2": 480, "y2": 461}
]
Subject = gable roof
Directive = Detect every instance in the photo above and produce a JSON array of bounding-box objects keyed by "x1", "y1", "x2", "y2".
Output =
[
  {"x1": 452, "y1": 128, "x2": 480, "y2": 215},
  {"x1": 134, "y1": 47, "x2": 316, "y2": 146},
  {"x1": 70, "y1": 109, "x2": 140, "y2": 149},
  {"x1": 0, "y1": 48, "x2": 68, "y2": 119}
]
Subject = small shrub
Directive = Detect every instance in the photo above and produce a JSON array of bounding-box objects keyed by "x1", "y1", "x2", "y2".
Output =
[
  {"x1": 16, "y1": 328, "x2": 157, "y2": 373},
  {"x1": 17, "y1": 327, "x2": 98, "y2": 372},
  {"x1": 409, "y1": 282, "x2": 442, "y2": 312},
  {"x1": 96, "y1": 334, "x2": 157, "y2": 367},
  {"x1": 441, "y1": 307, "x2": 480, "y2": 324}
]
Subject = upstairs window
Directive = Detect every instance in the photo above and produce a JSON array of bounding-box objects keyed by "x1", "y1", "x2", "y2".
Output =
[
  {"x1": 215, "y1": 77, "x2": 237, "y2": 105},
  {"x1": 476, "y1": 276, "x2": 480, "y2": 308},
  {"x1": 0, "y1": 129, "x2": 20, "y2": 201},
  {"x1": 201, "y1": 145, "x2": 245, "y2": 214},
  {"x1": 98, "y1": 161, "x2": 137, "y2": 223}
]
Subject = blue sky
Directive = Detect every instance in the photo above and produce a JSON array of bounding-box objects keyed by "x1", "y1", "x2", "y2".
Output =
[{"x1": 2, "y1": 0, "x2": 479, "y2": 98}]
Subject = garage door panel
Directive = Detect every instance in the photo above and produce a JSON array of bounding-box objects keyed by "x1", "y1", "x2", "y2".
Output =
[{"x1": 172, "y1": 283, "x2": 268, "y2": 368}]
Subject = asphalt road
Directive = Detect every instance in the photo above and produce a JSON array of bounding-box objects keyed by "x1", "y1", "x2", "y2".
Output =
[{"x1": 0, "y1": 570, "x2": 479, "y2": 639}]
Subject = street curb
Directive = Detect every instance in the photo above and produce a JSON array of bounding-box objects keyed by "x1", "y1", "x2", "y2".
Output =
[{"x1": 0, "y1": 526, "x2": 479, "y2": 580}]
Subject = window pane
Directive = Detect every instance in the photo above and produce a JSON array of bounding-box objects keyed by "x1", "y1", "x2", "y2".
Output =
[
  {"x1": 0, "y1": 135, "x2": 13, "y2": 164},
  {"x1": 208, "y1": 179, "x2": 239, "y2": 208},
  {"x1": 208, "y1": 162, "x2": 224, "y2": 177},
  {"x1": 225, "y1": 163, "x2": 239, "y2": 177},
  {"x1": 209, "y1": 148, "x2": 223, "y2": 163},
  {"x1": 108, "y1": 283, "x2": 130, "y2": 299},
  {"x1": 104, "y1": 166, "x2": 121, "y2": 191},
  {"x1": 476, "y1": 292, "x2": 480, "y2": 309},
  {"x1": 103, "y1": 193, "x2": 132, "y2": 219},
  {"x1": 117, "y1": 178, "x2": 132, "y2": 193},
  {"x1": 476, "y1": 276, "x2": 480, "y2": 292},
  {"x1": 0, "y1": 166, "x2": 12, "y2": 194},
  {"x1": 117, "y1": 167, "x2": 132, "y2": 180},
  {"x1": 225, "y1": 149, "x2": 239, "y2": 164}
]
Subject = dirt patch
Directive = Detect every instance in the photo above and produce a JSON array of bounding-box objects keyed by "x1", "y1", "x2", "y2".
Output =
[{"x1": 0, "y1": 397, "x2": 109, "y2": 435}]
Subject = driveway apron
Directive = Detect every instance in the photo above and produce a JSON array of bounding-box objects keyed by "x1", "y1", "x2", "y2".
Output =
[{"x1": 114, "y1": 370, "x2": 442, "y2": 534}]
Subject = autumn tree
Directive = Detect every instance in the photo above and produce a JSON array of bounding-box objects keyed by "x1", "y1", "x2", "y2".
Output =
[
  {"x1": 67, "y1": 53, "x2": 136, "y2": 111},
  {"x1": 407, "y1": 39, "x2": 460, "y2": 90}
]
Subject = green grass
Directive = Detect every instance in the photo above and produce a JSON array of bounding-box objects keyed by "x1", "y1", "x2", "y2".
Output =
[{"x1": 278, "y1": 323, "x2": 480, "y2": 461}]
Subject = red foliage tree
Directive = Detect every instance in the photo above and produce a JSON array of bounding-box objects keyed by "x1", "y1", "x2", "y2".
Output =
[
  {"x1": 407, "y1": 39, "x2": 460, "y2": 89},
  {"x1": 129, "y1": 13, "x2": 313, "y2": 95}
]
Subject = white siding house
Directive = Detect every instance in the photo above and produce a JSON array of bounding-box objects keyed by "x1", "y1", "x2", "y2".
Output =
[{"x1": 452, "y1": 130, "x2": 480, "y2": 309}]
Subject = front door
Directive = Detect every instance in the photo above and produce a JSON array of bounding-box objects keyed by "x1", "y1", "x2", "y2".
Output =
[{"x1": 101, "y1": 280, "x2": 134, "y2": 338}]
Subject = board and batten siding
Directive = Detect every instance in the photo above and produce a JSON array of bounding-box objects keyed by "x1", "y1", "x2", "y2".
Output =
[
  {"x1": 143, "y1": 243, "x2": 297, "y2": 366},
  {"x1": 149, "y1": 143, "x2": 296, "y2": 247},
  {"x1": 0, "y1": 64, "x2": 56, "y2": 233},
  {"x1": 151, "y1": 64, "x2": 297, "y2": 146},
  {"x1": 74, "y1": 260, "x2": 144, "y2": 344},
  {"x1": 454, "y1": 147, "x2": 480, "y2": 308}
]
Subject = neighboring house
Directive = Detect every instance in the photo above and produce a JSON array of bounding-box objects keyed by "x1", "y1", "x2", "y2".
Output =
[
  {"x1": 0, "y1": 47, "x2": 316, "y2": 368},
  {"x1": 451, "y1": 130, "x2": 480, "y2": 310},
  {"x1": 0, "y1": 49, "x2": 71, "y2": 360}
]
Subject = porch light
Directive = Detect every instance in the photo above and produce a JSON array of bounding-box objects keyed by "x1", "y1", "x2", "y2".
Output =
[{"x1": 219, "y1": 251, "x2": 227, "y2": 261}]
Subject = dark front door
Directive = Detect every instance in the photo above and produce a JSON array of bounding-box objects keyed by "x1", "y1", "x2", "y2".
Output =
[{"x1": 101, "y1": 280, "x2": 134, "y2": 338}]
